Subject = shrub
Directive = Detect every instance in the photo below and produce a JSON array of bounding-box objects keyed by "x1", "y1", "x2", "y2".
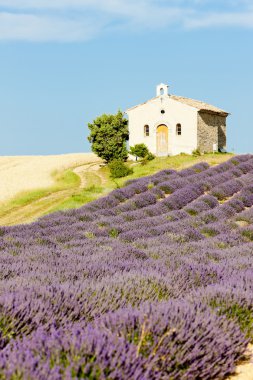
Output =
[
  {"x1": 109, "y1": 160, "x2": 133, "y2": 178},
  {"x1": 130, "y1": 143, "x2": 149, "y2": 159},
  {"x1": 146, "y1": 152, "x2": 155, "y2": 161},
  {"x1": 192, "y1": 148, "x2": 201, "y2": 156},
  {"x1": 130, "y1": 144, "x2": 155, "y2": 162}
]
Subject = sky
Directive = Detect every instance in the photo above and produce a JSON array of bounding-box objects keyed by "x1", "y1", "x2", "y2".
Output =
[{"x1": 0, "y1": 0, "x2": 253, "y2": 155}]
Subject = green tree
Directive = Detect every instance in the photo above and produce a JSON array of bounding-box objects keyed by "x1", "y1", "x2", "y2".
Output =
[
  {"x1": 130, "y1": 143, "x2": 155, "y2": 161},
  {"x1": 87, "y1": 111, "x2": 129, "y2": 163}
]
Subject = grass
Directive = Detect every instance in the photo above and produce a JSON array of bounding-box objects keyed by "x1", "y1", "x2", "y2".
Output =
[
  {"x1": 0, "y1": 152, "x2": 234, "y2": 226},
  {"x1": 210, "y1": 299, "x2": 253, "y2": 340},
  {"x1": 113, "y1": 153, "x2": 234, "y2": 187},
  {"x1": 0, "y1": 169, "x2": 80, "y2": 214},
  {"x1": 49, "y1": 185, "x2": 104, "y2": 213}
]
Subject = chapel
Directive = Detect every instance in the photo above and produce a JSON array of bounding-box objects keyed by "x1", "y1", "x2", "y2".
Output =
[{"x1": 125, "y1": 83, "x2": 229, "y2": 156}]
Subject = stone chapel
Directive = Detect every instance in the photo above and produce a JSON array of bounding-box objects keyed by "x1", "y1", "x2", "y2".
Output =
[{"x1": 125, "y1": 83, "x2": 229, "y2": 156}]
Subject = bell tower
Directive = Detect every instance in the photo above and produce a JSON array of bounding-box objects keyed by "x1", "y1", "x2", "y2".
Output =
[{"x1": 156, "y1": 83, "x2": 169, "y2": 97}]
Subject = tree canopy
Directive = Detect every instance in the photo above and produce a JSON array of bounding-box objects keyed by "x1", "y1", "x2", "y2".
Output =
[
  {"x1": 130, "y1": 143, "x2": 150, "y2": 159},
  {"x1": 130, "y1": 143, "x2": 155, "y2": 161},
  {"x1": 87, "y1": 111, "x2": 129, "y2": 163}
]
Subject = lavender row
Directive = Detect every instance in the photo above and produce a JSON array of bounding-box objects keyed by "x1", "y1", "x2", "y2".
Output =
[{"x1": 0, "y1": 155, "x2": 253, "y2": 378}]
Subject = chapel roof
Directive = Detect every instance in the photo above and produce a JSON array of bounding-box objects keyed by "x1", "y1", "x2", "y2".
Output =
[
  {"x1": 170, "y1": 95, "x2": 229, "y2": 116},
  {"x1": 126, "y1": 94, "x2": 229, "y2": 116}
]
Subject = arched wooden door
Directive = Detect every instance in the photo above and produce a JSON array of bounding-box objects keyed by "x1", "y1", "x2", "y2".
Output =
[{"x1": 156, "y1": 125, "x2": 168, "y2": 156}]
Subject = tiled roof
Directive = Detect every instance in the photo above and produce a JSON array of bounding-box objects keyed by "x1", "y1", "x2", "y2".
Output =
[
  {"x1": 170, "y1": 95, "x2": 229, "y2": 116},
  {"x1": 126, "y1": 95, "x2": 229, "y2": 116}
]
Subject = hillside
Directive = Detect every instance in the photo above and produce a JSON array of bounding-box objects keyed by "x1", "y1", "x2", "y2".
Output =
[
  {"x1": 0, "y1": 153, "x2": 102, "y2": 225},
  {"x1": 0, "y1": 153, "x2": 233, "y2": 226},
  {"x1": 0, "y1": 153, "x2": 102, "y2": 202},
  {"x1": 0, "y1": 154, "x2": 253, "y2": 378}
]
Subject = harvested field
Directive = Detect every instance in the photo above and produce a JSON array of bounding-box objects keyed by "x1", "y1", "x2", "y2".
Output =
[{"x1": 0, "y1": 153, "x2": 101, "y2": 202}]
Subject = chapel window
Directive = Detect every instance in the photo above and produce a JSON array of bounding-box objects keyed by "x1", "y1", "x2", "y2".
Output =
[
  {"x1": 144, "y1": 125, "x2": 149, "y2": 137},
  {"x1": 176, "y1": 124, "x2": 182, "y2": 135}
]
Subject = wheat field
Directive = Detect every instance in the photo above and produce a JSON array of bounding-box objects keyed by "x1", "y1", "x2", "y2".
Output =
[{"x1": 0, "y1": 153, "x2": 101, "y2": 203}]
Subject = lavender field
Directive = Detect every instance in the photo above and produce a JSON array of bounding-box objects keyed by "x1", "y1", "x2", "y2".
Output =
[{"x1": 1, "y1": 155, "x2": 253, "y2": 379}]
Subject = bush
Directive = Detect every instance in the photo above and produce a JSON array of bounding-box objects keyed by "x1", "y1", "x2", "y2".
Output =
[
  {"x1": 192, "y1": 148, "x2": 201, "y2": 156},
  {"x1": 146, "y1": 152, "x2": 155, "y2": 161},
  {"x1": 130, "y1": 144, "x2": 155, "y2": 162},
  {"x1": 109, "y1": 160, "x2": 133, "y2": 178},
  {"x1": 140, "y1": 153, "x2": 155, "y2": 166}
]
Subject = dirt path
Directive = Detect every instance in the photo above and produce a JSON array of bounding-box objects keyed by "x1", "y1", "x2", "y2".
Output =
[
  {"x1": 228, "y1": 345, "x2": 253, "y2": 380},
  {"x1": 0, "y1": 189, "x2": 72, "y2": 225},
  {"x1": 73, "y1": 162, "x2": 107, "y2": 188},
  {"x1": 0, "y1": 154, "x2": 104, "y2": 226},
  {"x1": 0, "y1": 153, "x2": 101, "y2": 203}
]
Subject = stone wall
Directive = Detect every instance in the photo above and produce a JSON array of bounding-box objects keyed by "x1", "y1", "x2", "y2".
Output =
[
  {"x1": 197, "y1": 112, "x2": 227, "y2": 153},
  {"x1": 218, "y1": 122, "x2": 226, "y2": 149}
]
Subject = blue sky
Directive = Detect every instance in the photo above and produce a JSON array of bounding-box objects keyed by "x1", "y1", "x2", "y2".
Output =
[{"x1": 0, "y1": 0, "x2": 252, "y2": 155}]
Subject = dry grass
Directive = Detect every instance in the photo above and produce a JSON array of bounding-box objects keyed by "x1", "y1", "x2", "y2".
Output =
[
  {"x1": 0, "y1": 153, "x2": 101, "y2": 202},
  {"x1": 0, "y1": 152, "x2": 233, "y2": 226}
]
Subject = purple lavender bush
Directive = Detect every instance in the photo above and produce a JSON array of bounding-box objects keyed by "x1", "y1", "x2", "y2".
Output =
[{"x1": 0, "y1": 155, "x2": 253, "y2": 379}]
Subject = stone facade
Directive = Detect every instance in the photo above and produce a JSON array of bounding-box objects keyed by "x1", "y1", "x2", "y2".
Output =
[{"x1": 197, "y1": 112, "x2": 227, "y2": 153}]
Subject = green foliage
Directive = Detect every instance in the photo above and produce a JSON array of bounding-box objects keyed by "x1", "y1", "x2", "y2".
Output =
[
  {"x1": 147, "y1": 152, "x2": 155, "y2": 160},
  {"x1": 225, "y1": 305, "x2": 253, "y2": 338},
  {"x1": 84, "y1": 232, "x2": 95, "y2": 239},
  {"x1": 147, "y1": 182, "x2": 154, "y2": 189},
  {"x1": 242, "y1": 229, "x2": 253, "y2": 241},
  {"x1": 109, "y1": 228, "x2": 119, "y2": 238},
  {"x1": 130, "y1": 144, "x2": 155, "y2": 163},
  {"x1": 212, "y1": 190, "x2": 225, "y2": 201},
  {"x1": 55, "y1": 170, "x2": 81, "y2": 188},
  {"x1": 192, "y1": 148, "x2": 201, "y2": 157},
  {"x1": 10, "y1": 189, "x2": 51, "y2": 208},
  {"x1": 210, "y1": 300, "x2": 253, "y2": 339},
  {"x1": 201, "y1": 227, "x2": 218, "y2": 237},
  {"x1": 186, "y1": 209, "x2": 198, "y2": 216},
  {"x1": 201, "y1": 214, "x2": 218, "y2": 224},
  {"x1": 159, "y1": 183, "x2": 173, "y2": 194},
  {"x1": 109, "y1": 160, "x2": 133, "y2": 179},
  {"x1": 0, "y1": 314, "x2": 15, "y2": 343},
  {"x1": 179, "y1": 152, "x2": 190, "y2": 156},
  {"x1": 130, "y1": 144, "x2": 149, "y2": 158},
  {"x1": 87, "y1": 111, "x2": 129, "y2": 163},
  {"x1": 140, "y1": 153, "x2": 156, "y2": 166}
]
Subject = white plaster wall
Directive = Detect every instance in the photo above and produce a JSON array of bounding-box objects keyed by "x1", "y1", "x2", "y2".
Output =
[{"x1": 126, "y1": 95, "x2": 198, "y2": 156}]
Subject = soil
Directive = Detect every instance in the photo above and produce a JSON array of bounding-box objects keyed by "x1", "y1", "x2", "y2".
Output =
[{"x1": 228, "y1": 345, "x2": 253, "y2": 380}]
